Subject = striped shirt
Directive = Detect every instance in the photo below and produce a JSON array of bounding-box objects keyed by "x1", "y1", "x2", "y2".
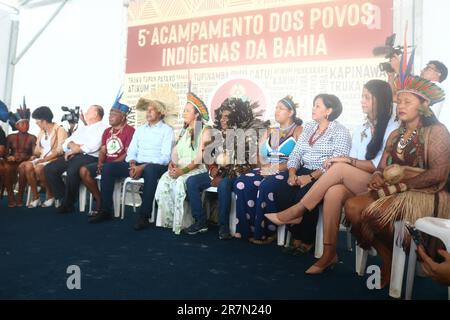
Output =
[{"x1": 287, "y1": 121, "x2": 351, "y2": 171}]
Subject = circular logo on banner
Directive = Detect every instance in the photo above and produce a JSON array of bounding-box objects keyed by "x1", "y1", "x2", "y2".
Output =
[{"x1": 208, "y1": 78, "x2": 268, "y2": 123}]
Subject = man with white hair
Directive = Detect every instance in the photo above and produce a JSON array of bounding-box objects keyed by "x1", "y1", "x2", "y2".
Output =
[{"x1": 44, "y1": 104, "x2": 108, "y2": 214}]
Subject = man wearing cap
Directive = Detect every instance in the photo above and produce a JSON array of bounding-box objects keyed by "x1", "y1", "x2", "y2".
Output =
[
  {"x1": 3, "y1": 100, "x2": 37, "y2": 207},
  {"x1": 91, "y1": 99, "x2": 173, "y2": 229},
  {"x1": 80, "y1": 100, "x2": 135, "y2": 220},
  {"x1": 44, "y1": 105, "x2": 108, "y2": 213}
]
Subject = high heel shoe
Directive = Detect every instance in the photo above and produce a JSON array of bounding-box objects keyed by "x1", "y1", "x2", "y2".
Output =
[
  {"x1": 41, "y1": 198, "x2": 55, "y2": 208},
  {"x1": 305, "y1": 255, "x2": 339, "y2": 275},
  {"x1": 28, "y1": 198, "x2": 42, "y2": 208}
]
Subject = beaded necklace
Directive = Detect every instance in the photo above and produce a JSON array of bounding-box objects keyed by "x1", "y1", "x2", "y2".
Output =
[{"x1": 308, "y1": 124, "x2": 328, "y2": 146}]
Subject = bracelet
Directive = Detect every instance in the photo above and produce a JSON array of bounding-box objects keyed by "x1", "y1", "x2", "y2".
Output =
[
  {"x1": 182, "y1": 167, "x2": 190, "y2": 174},
  {"x1": 373, "y1": 171, "x2": 383, "y2": 177},
  {"x1": 309, "y1": 173, "x2": 316, "y2": 182}
]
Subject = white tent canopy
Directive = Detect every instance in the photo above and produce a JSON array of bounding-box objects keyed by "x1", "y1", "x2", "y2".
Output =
[
  {"x1": 1, "y1": 0, "x2": 128, "y2": 135},
  {"x1": 1, "y1": 0, "x2": 449, "y2": 135}
]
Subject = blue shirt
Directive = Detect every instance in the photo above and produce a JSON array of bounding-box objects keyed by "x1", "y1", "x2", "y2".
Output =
[{"x1": 125, "y1": 121, "x2": 174, "y2": 165}]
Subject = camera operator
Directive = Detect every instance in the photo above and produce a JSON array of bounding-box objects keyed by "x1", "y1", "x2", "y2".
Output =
[
  {"x1": 420, "y1": 60, "x2": 448, "y2": 118},
  {"x1": 44, "y1": 105, "x2": 108, "y2": 213},
  {"x1": 386, "y1": 55, "x2": 448, "y2": 120}
]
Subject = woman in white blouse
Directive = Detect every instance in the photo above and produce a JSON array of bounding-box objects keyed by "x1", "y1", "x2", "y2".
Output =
[
  {"x1": 266, "y1": 80, "x2": 398, "y2": 274},
  {"x1": 256, "y1": 94, "x2": 351, "y2": 253},
  {"x1": 17, "y1": 106, "x2": 67, "y2": 208}
]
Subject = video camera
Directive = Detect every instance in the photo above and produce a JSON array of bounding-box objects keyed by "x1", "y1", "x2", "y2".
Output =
[
  {"x1": 61, "y1": 106, "x2": 80, "y2": 124},
  {"x1": 373, "y1": 34, "x2": 404, "y2": 73}
]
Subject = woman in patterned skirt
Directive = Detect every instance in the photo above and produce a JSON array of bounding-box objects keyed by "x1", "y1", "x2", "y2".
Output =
[{"x1": 233, "y1": 96, "x2": 303, "y2": 242}]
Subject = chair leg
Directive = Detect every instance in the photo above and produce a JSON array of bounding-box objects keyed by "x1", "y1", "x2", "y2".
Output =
[
  {"x1": 26, "y1": 186, "x2": 32, "y2": 206},
  {"x1": 229, "y1": 192, "x2": 237, "y2": 236},
  {"x1": 277, "y1": 225, "x2": 286, "y2": 246},
  {"x1": 113, "y1": 180, "x2": 122, "y2": 218},
  {"x1": 285, "y1": 231, "x2": 291, "y2": 248},
  {"x1": 79, "y1": 184, "x2": 87, "y2": 213},
  {"x1": 405, "y1": 241, "x2": 417, "y2": 300},
  {"x1": 389, "y1": 221, "x2": 406, "y2": 299},
  {"x1": 132, "y1": 186, "x2": 137, "y2": 213},
  {"x1": 314, "y1": 207, "x2": 324, "y2": 258},
  {"x1": 150, "y1": 198, "x2": 156, "y2": 223},
  {"x1": 346, "y1": 228, "x2": 353, "y2": 251},
  {"x1": 355, "y1": 245, "x2": 369, "y2": 276},
  {"x1": 88, "y1": 193, "x2": 93, "y2": 213},
  {"x1": 120, "y1": 182, "x2": 127, "y2": 220}
]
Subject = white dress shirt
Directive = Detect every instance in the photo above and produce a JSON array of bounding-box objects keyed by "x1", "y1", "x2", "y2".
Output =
[
  {"x1": 62, "y1": 121, "x2": 108, "y2": 157},
  {"x1": 350, "y1": 116, "x2": 399, "y2": 167}
]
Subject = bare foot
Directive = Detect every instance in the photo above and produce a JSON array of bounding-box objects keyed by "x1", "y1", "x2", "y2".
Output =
[{"x1": 7, "y1": 196, "x2": 16, "y2": 208}]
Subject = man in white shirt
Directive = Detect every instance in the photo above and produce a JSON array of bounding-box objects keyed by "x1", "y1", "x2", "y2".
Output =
[{"x1": 44, "y1": 105, "x2": 108, "y2": 213}]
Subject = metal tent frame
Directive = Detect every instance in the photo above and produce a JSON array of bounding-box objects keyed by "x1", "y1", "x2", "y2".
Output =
[{"x1": 1, "y1": 0, "x2": 70, "y2": 110}]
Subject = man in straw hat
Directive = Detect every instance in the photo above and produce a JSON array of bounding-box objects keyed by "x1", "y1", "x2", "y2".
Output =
[{"x1": 94, "y1": 97, "x2": 173, "y2": 230}]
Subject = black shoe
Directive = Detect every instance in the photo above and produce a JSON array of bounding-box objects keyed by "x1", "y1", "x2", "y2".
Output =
[
  {"x1": 185, "y1": 221, "x2": 208, "y2": 235},
  {"x1": 134, "y1": 217, "x2": 150, "y2": 231},
  {"x1": 56, "y1": 205, "x2": 74, "y2": 214},
  {"x1": 218, "y1": 225, "x2": 232, "y2": 240},
  {"x1": 88, "y1": 210, "x2": 112, "y2": 223}
]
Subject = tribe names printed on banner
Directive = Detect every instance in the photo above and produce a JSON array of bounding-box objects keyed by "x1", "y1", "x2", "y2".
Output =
[{"x1": 126, "y1": 1, "x2": 392, "y2": 73}]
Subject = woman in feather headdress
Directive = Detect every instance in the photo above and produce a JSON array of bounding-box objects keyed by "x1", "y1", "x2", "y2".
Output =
[
  {"x1": 3, "y1": 98, "x2": 37, "y2": 207},
  {"x1": 154, "y1": 92, "x2": 211, "y2": 235},
  {"x1": 185, "y1": 97, "x2": 268, "y2": 239},
  {"x1": 345, "y1": 46, "x2": 450, "y2": 288}
]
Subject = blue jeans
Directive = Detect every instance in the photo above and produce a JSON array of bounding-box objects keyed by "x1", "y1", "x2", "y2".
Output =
[
  {"x1": 186, "y1": 172, "x2": 235, "y2": 228},
  {"x1": 101, "y1": 161, "x2": 167, "y2": 218}
]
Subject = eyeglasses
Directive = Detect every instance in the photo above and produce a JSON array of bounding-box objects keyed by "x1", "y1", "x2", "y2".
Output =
[{"x1": 423, "y1": 65, "x2": 441, "y2": 74}]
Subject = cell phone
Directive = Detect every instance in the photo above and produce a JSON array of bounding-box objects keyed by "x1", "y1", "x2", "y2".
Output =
[{"x1": 405, "y1": 222, "x2": 423, "y2": 246}]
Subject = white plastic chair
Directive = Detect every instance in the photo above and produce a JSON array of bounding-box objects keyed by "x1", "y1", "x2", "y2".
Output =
[
  {"x1": 120, "y1": 177, "x2": 157, "y2": 223},
  {"x1": 87, "y1": 175, "x2": 123, "y2": 218},
  {"x1": 314, "y1": 206, "x2": 353, "y2": 258},
  {"x1": 354, "y1": 220, "x2": 407, "y2": 298},
  {"x1": 405, "y1": 217, "x2": 450, "y2": 300},
  {"x1": 120, "y1": 177, "x2": 143, "y2": 219},
  {"x1": 204, "y1": 186, "x2": 237, "y2": 235}
]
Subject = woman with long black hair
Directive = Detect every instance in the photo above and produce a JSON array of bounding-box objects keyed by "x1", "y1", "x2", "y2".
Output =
[{"x1": 266, "y1": 80, "x2": 398, "y2": 274}]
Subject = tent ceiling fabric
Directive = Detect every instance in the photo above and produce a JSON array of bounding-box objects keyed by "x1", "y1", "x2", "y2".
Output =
[{"x1": 1, "y1": 0, "x2": 65, "y2": 9}]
